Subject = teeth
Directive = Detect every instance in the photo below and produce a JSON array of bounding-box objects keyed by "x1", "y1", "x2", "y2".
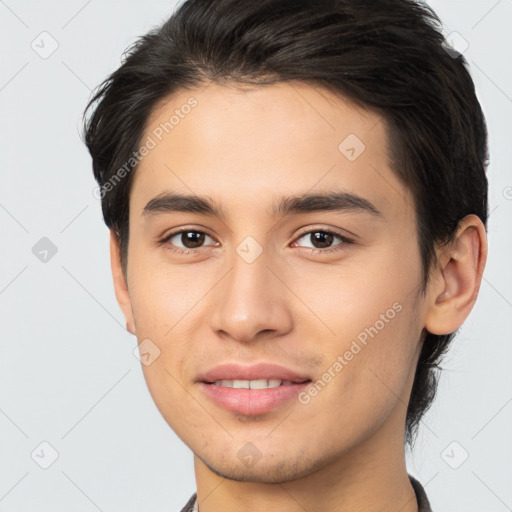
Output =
[
  {"x1": 233, "y1": 379, "x2": 249, "y2": 389},
  {"x1": 212, "y1": 379, "x2": 288, "y2": 389},
  {"x1": 247, "y1": 379, "x2": 270, "y2": 389}
]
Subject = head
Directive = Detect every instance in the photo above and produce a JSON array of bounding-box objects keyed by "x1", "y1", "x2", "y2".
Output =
[{"x1": 82, "y1": 0, "x2": 488, "y2": 479}]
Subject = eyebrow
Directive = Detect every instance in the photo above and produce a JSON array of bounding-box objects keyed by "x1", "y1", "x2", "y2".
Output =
[{"x1": 142, "y1": 191, "x2": 383, "y2": 220}]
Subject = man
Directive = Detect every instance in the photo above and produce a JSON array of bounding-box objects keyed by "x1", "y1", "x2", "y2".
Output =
[{"x1": 82, "y1": 0, "x2": 488, "y2": 510}]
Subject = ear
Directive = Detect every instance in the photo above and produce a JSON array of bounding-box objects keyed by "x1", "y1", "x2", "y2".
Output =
[
  {"x1": 109, "y1": 229, "x2": 136, "y2": 335},
  {"x1": 424, "y1": 214, "x2": 488, "y2": 335}
]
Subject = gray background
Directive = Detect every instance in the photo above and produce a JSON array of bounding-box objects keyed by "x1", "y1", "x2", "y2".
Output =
[{"x1": 0, "y1": 1, "x2": 511, "y2": 511}]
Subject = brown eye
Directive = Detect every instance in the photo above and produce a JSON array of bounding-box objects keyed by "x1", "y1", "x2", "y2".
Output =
[
  {"x1": 309, "y1": 231, "x2": 335, "y2": 249},
  {"x1": 178, "y1": 231, "x2": 206, "y2": 248},
  {"x1": 294, "y1": 229, "x2": 350, "y2": 251},
  {"x1": 162, "y1": 230, "x2": 217, "y2": 252}
]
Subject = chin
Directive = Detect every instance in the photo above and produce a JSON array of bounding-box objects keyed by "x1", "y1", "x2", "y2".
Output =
[{"x1": 197, "y1": 449, "x2": 322, "y2": 483}]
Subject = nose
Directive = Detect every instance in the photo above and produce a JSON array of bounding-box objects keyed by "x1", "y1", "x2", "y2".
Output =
[{"x1": 209, "y1": 245, "x2": 294, "y2": 343}]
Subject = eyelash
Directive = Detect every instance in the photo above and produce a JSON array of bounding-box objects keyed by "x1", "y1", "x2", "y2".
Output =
[{"x1": 158, "y1": 228, "x2": 353, "y2": 256}]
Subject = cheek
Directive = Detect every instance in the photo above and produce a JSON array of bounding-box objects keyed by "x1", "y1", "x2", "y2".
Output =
[
  {"x1": 289, "y1": 248, "x2": 422, "y2": 419},
  {"x1": 127, "y1": 247, "x2": 209, "y2": 335},
  {"x1": 287, "y1": 245, "x2": 419, "y2": 345},
  {"x1": 293, "y1": 305, "x2": 421, "y2": 449}
]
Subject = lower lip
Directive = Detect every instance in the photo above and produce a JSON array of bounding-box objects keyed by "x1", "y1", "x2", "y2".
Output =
[{"x1": 199, "y1": 381, "x2": 311, "y2": 415}]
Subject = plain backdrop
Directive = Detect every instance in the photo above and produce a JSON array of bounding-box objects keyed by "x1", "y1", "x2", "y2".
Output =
[{"x1": 1, "y1": 1, "x2": 511, "y2": 511}]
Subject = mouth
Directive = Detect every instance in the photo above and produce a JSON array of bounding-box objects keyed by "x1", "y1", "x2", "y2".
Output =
[
  {"x1": 197, "y1": 363, "x2": 313, "y2": 415},
  {"x1": 205, "y1": 378, "x2": 310, "y2": 389}
]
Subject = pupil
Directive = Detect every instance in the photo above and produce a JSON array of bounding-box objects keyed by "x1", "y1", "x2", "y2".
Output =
[
  {"x1": 182, "y1": 231, "x2": 205, "y2": 248},
  {"x1": 312, "y1": 232, "x2": 333, "y2": 248}
]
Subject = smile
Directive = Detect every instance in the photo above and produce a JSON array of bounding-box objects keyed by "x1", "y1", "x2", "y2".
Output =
[{"x1": 210, "y1": 379, "x2": 295, "y2": 389}]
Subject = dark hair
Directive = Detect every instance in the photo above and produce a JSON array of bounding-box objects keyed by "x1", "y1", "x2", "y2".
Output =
[{"x1": 82, "y1": 0, "x2": 488, "y2": 449}]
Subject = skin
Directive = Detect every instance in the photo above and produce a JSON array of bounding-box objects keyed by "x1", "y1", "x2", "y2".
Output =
[{"x1": 110, "y1": 81, "x2": 487, "y2": 512}]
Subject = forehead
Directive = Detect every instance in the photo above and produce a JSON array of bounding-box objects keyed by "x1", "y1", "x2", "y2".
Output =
[
  {"x1": 132, "y1": 81, "x2": 413, "y2": 222},
  {"x1": 144, "y1": 80, "x2": 383, "y2": 153}
]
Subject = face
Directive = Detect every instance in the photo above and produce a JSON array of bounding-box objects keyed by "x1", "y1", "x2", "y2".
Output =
[{"x1": 116, "y1": 81, "x2": 430, "y2": 482}]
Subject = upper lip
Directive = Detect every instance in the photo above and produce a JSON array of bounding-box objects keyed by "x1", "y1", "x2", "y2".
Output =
[{"x1": 197, "y1": 363, "x2": 311, "y2": 383}]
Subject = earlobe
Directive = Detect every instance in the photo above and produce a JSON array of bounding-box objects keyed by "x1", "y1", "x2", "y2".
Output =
[
  {"x1": 109, "y1": 230, "x2": 136, "y2": 335},
  {"x1": 424, "y1": 214, "x2": 487, "y2": 335}
]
